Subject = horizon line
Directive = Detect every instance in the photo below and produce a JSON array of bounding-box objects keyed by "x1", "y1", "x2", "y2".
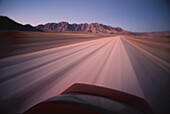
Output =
[{"x1": 1, "y1": 15, "x2": 170, "y2": 33}]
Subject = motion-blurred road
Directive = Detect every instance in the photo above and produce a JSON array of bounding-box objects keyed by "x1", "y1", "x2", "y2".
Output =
[{"x1": 0, "y1": 36, "x2": 169, "y2": 113}]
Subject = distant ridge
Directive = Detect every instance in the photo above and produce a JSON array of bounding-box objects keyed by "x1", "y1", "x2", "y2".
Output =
[
  {"x1": 0, "y1": 16, "x2": 42, "y2": 32},
  {"x1": 0, "y1": 16, "x2": 133, "y2": 34},
  {"x1": 1, "y1": 16, "x2": 170, "y2": 36},
  {"x1": 36, "y1": 22, "x2": 133, "y2": 34}
]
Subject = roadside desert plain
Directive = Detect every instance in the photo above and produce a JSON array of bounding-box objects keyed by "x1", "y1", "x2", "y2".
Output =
[
  {"x1": 0, "y1": 31, "x2": 170, "y2": 113},
  {"x1": 0, "y1": 31, "x2": 111, "y2": 58}
]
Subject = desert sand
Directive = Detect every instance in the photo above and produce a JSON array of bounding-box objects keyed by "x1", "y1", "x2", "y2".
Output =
[{"x1": 0, "y1": 34, "x2": 169, "y2": 113}]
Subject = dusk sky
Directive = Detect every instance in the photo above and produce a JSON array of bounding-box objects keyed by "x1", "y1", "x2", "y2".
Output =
[{"x1": 0, "y1": 0, "x2": 170, "y2": 32}]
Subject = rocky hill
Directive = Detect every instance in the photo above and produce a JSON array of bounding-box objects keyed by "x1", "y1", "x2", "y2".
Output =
[
  {"x1": 0, "y1": 16, "x2": 41, "y2": 32},
  {"x1": 36, "y1": 22, "x2": 132, "y2": 34}
]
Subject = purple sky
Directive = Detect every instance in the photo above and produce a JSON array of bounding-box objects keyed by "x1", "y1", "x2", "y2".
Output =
[{"x1": 0, "y1": 0, "x2": 170, "y2": 32}]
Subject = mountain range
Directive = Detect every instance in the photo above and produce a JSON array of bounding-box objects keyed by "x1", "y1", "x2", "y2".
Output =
[
  {"x1": 36, "y1": 22, "x2": 132, "y2": 34},
  {"x1": 0, "y1": 16, "x2": 132, "y2": 34},
  {"x1": 1, "y1": 16, "x2": 169, "y2": 36}
]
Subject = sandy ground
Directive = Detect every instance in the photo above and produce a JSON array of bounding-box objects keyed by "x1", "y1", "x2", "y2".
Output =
[
  {"x1": 0, "y1": 35, "x2": 169, "y2": 113},
  {"x1": 0, "y1": 31, "x2": 111, "y2": 59}
]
